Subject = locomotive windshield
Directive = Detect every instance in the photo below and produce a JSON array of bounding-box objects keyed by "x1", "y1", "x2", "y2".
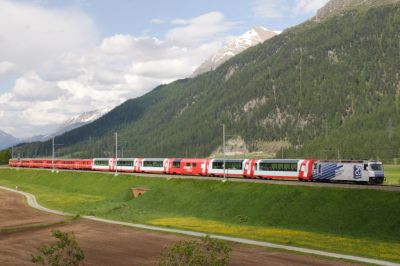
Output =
[{"x1": 369, "y1": 163, "x2": 383, "y2": 171}]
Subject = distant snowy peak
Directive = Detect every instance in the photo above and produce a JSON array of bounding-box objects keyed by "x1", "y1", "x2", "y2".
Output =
[
  {"x1": 191, "y1": 26, "x2": 277, "y2": 77},
  {"x1": 33, "y1": 107, "x2": 112, "y2": 142},
  {"x1": 0, "y1": 129, "x2": 18, "y2": 150},
  {"x1": 61, "y1": 107, "x2": 112, "y2": 127},
  {"x1": 52, "y1": 107, "x2": 112, "y2": 137},
  {"x1": 0, "y1": 130, "x2": 11, "y2": 138},
  {"x1": 1, "y1": 108, "x2": 112, "y2": 147}
]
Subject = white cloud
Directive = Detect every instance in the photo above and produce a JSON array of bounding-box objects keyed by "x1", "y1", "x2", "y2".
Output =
[
  {"x1": 251, "y1": 0, "x2": 289, "y2": 19},
  {"x1": 0, "y1": 61, "x2": 16, "y2": 75},
  {"x1": 251, "y1": 0, "x2": 329, "y2": 19},
  {"x1": 100, "y1": 34, "x2": 137, "y2": 55},
  {"x1": 0, "y1": 0, "x2": 99, "y2": 76},
  {"x1": 11, "y1": 72, "x2": 68, "y2": 101},
  {"x1": 166, "y1": 12, "x2": 236, "y2": 45},
  {"x1": 150, "y1": 18, "x2": 165, "y2": 25},
  {"x1": 171, "y1": 18, "x2": 189, "y2": 25},
  {"x1": 100, "y1": 35, "x2": 166, "y2": 58},
  {"x1": 130, "y1": 59, "x2": 191, "y2": 79},
  {"x1": 293, "y1": 0, "x2": 330, "y2": 15},
  {"x1": 0, "y1": 6, "x2": 233, "y2": 138}
]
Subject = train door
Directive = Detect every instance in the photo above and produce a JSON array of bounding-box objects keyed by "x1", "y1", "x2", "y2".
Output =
[
  {"x1": 298, "y1": 160, "x2": 307, "y2": 180},
  {"x1": 192, "y1": 160, "x2": 203, "y2": 175},
  {"x1": 201, "y1": 159, "x2": 209, "y2": 176},
  {"x1": 109, "y1": 158, "x2": 115, "y2": 171},
  {"x1": 250, "y1": 160, "x2": 258, "y2": 178},
  {"x1": 243, "y1": 159, "x2": 253, "y2": 178},
  {"x1": 301, "y1": 160, "x2": 314, "y2": 181},
  {"x1": 164, "y1": 158, "x2": 171, "y2": 174},
  {"x1": 134, "y1": 159, "x2": 141, "y2": 172}
]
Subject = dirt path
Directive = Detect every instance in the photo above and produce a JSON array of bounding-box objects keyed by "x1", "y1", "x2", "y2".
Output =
[
  {"x1": 0, "y1": 189, "x2": 64, "y2": 228},
  {"x1": 0, "y1": 188, "x2": 358, "y2": 266}
]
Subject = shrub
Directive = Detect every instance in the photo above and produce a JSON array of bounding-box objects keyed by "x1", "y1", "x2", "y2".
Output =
[
  {"x1": 31, "y1": 230, "x2": 84, "y2": 266},
  {"x1": 158, "y1": 235, "x2": 231, "y2": 266}
]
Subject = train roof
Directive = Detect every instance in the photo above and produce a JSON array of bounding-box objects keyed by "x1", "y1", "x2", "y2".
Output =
[
  {"x1": 141, "y1": 158, "x2": 167, "y2": 161},
  {"x1": 211, "y1": 159, "x2": 245, "y2": 162},
  {"x1": 257, "y1": 159, "x2": 301, "y2": 163},
  {"x1": 317, "y1": 160, "x2": 382, "y2": 163}
]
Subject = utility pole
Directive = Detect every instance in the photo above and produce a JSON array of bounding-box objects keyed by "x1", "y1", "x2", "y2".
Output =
[
  {"x1": 161, "y1": 137, "x2": 163, "y2": 156},
  {"x1": 50, "y1": 138, "x2": 62, "y2": 172},
  {"x1": 222, "y1": 124, "x2": 226, "y2": 180},
  {"x1": 115, "y1": 132, "x2": 118, "y2": 176}
]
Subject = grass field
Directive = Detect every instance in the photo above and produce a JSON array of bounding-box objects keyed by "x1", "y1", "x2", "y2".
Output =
[
  {"x1": 384, "y1": 164, "x2": 400, "y2": 185},
  {"x1": 0, "y1": 168, "x2": 399, "y2": 262}
]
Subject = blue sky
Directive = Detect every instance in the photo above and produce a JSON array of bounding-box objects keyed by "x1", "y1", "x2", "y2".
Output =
[
  {"x1": 33, "y1": 0, "x2": 325, "y2": 37},
  {"x1": 0, "y1": 0, "x2": 329, "y2": 137}
]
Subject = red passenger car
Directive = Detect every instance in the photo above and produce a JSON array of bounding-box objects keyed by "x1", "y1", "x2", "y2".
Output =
[{"x1": 168, "y1": 158, "x2": 208, "y2": 176}]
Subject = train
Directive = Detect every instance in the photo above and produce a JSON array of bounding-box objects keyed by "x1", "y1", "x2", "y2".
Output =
[{"x1": 8, "y1": 157, "x2": 385, "y2": 184}]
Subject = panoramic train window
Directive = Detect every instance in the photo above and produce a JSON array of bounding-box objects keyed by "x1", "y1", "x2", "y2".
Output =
[
  {"x1": 94, "y1": 160, "x2": 109, "y2": 166},
  {"x1": 212, "y1": 161, "x2": 243, "y2": 170},
  {"x1": 117, "y1": 160, "x2": 134, "y2": 166},
  {"x1": 225, "y1": 161, "x2": 243, "y2": 170},
  {"x1": 143, "y1": 160, "x2": 163, "y2": 167},
  {"x1": 259, "y1": 162, "x2": 298, "y2": 171},
  {"x1": 213, "y1": 161, "x2": 223, "y2": 169}
]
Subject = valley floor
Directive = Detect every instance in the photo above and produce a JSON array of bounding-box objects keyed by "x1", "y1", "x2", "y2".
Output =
[
  {"x1": 0, "y1": 168, "x2": 399, "y2": 264},
  {"x1": 0, "y1": 189, "x2": 356, "y2": 266}
]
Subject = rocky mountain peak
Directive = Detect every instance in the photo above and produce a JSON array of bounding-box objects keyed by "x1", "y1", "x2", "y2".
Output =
[
  {"x1": 60, "y1": 107, "x2": 112, "y2": 127},
  {"x1": 23, "y1": 107, "x2": 112, "y2": 143},
  {"x1": 191, "y1": 26, "x2": 277, "y2": 77},
  {"x1": 49, "y1": 107, "x2": 112, "y2": 139}
]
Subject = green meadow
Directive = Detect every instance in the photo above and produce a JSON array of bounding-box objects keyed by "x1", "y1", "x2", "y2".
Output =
[
  {"x1": 0, "y1": 168, "x2": 399, "y2": 262},
  {"x1": 384, "y1": 164, "x2": 400, "y2": 185}
]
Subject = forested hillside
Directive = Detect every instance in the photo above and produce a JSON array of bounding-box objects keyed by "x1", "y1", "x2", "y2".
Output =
[{"x1": 14, "y1": 1, "x2": 400, "y2": 161}]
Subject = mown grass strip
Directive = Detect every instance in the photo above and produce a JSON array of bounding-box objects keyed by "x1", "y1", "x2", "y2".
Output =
[
  {"x1": 0, "y1": 168, "x2": 399, "y2": 262},
  {"x1": 0, "y1": 215, "x2": 80, "y2": 234}
]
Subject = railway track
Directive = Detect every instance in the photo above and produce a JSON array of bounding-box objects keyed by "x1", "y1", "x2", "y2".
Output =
[{"x1": 2, "y1": 165, "x2": 400, "y2": 191}]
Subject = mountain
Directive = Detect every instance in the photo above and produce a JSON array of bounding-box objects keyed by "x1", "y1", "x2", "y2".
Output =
[
  {"x1": 10, "y1": 107, "x2": 111, "y2": 148},
  {"x1": 315, "y1": 0, "x2": 399, "y2": 20},
  {"x1": 191, "y1": 27, "x2": 277, "y2": 77},
  {"x1": 49, "y1": 107, "x2": 112, "y2": 139},
  {"x1": 14, "y1": 0, "x2": 400, "y2": 162},
  {"x1": 0, "y1": 129, "x2": 18, "y2": 150},
  {"x1": 21, "y1": 134, "x2": 47, "y2": 143}
]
